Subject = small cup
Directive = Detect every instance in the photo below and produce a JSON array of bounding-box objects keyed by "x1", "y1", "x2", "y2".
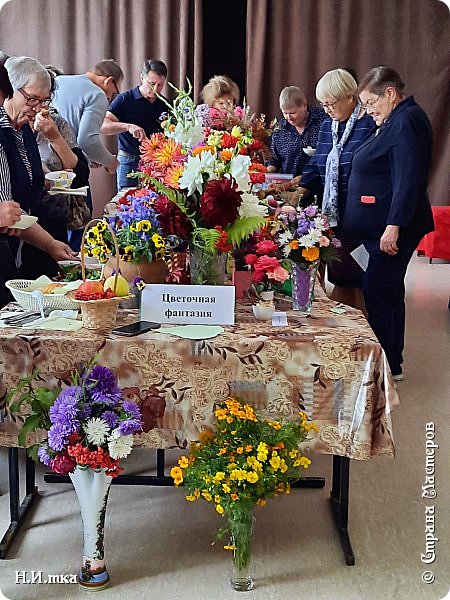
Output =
[{"x1": 45, "y1": 170, "x2": 76, "y2": 189}]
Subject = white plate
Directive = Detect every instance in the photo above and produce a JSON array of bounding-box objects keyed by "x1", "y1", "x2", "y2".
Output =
[{"x1": 13, "y1": 215, "x2": 38, "y2": 230}]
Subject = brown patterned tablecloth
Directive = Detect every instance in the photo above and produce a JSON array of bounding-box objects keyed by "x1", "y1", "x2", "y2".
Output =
[{"x1": 0, "y1": 293, "x2": 399, "y2": 460}]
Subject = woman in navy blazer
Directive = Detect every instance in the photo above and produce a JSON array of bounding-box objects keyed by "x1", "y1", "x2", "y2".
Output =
[{"x1": 343, "y1": 66, "x2": 434, "y2": 380}]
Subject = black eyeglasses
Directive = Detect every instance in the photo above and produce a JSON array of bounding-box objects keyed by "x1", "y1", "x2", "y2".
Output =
[
  {"x1": 111, "y1": 80, "x2": 120, "y2": 100},
  {"x1": 17, "y1": 88, "x2": 51, "y2": 108},
  {"x1": 319, "y1": 99, "x2": 339, "y2": 110}
]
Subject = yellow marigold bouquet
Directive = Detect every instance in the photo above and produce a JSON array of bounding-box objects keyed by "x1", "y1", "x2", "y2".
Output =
[{"x1": 170, "y1": 397, "x2": 317, "y2": 573}]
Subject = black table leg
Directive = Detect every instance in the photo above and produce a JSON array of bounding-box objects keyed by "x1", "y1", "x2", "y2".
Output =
[
  {"x1": 0, "y1": 448, "x2": 38, "y2": 559},
  {"x1": 330, "y1": 455, "x2": 355, "y2": 565}
]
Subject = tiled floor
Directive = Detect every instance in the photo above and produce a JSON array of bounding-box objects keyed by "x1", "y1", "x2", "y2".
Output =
[{"x1": 0, "y1": 255, "x2": 449, "y2": 600}]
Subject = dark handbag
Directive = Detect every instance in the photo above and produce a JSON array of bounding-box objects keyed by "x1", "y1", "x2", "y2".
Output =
[{"x1": 67, "y1": 194, "x2": 91, "y2": 230}]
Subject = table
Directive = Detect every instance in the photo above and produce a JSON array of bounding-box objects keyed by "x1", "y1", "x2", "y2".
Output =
[{"x1": 0, "y1": 293, "x2": 399, "y2": 563}]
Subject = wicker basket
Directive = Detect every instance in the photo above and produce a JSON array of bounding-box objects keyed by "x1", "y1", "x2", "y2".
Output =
[
  {"x1": 5, "y1": 279, "x2": 79, "y2": 311},
  {"x1": 74, "y1": 219, "x2": 132, "y2": 330}
]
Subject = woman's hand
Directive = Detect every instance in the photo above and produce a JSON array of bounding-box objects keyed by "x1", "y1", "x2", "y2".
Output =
[
  {"x1": 34, "y1": 112, "x2": 60, "y2": 142},
  {"x1": 380, "y1": 225, "x2": 399, "y2": 255},
  {"x1": 0, "y1": 201, "x2": 22, "y2": 228},
  {"x1": 46, "y1": 239, "x2": 79, "y2": 261}
]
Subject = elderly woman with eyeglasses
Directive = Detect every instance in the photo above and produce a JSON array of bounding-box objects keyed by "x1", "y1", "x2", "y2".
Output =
[
  {"x1": 296, "y1": 68, "x2": 376, "y2": 312},
  {"x1": 343, "y1": 66, "x2": 434, "y2": 381},
  {"x1": 0, "y1": 55, "x2": 77, "y2": 292}
]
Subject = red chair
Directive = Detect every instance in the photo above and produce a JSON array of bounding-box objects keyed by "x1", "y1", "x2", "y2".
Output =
[{"x1": 417, "y1": 206, "x2": 450, "y2": 263}]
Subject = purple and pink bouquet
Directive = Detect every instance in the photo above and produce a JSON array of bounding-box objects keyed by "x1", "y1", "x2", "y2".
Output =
[{"x1": 37, "y1": 362, "x2": 142, "y2": 477}]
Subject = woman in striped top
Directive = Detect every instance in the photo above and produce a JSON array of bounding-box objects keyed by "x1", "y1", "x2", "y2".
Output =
[
  {"x1": 0, "y1": 56, "x2": 77, "y2": 305},
  {"x1": 298, "y1": 69, "x2": 376, "y2": 312}
]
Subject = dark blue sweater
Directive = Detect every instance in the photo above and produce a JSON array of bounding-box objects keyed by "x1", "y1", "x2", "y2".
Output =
[{"x1": 343, "y1": 96, "x2": 434, "y2": 240}]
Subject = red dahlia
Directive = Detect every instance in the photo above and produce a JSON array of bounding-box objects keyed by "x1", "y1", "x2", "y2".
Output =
[{"x1": 200, "y1": 177, "x2": 242, "y2": 228}]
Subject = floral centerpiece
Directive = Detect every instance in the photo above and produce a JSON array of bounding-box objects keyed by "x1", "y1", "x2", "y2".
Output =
[
  {"x1": 170, "y1": 396, "x2": 317, "y2": 591},
  {"x1": 243, "y1": 230, "x2": 290, "y2": 299},
  {"x1": 8, "y1": 359, "x2": 143, "y2": 476},
  {"x1": 83, "y1": 189, "x2": 167, "y2": 265},
  {"x1": 134, "y1": 81, "x2": 269, "y2": 284},
  {"x1": 275, "y1": 204, "x2": 341, "y2": 312},
  {"x1": 7, "y1": 360, "x2": 143, "y2": 590}
]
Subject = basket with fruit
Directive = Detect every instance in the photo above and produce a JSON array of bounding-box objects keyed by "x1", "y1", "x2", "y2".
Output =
[{"x1": 74, "y1": 220, "x2": 133, "y2": 330}]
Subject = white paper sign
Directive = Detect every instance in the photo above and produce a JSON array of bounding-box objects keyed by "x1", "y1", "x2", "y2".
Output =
[
  {"x1": 350, "y1": 244, "x2": 370, "y2": 271},
  {"x1": 141, "y1": 284, "x2": 235, "y2": 325}
]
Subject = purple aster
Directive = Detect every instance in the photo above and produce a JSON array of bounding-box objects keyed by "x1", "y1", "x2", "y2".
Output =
[
  {"x1": 117, "y1": 418, "x2": 142, "y2": 436},
  {"x1": 101, "y1": 410, "x2": 119, "y2": 429},
  {"x1": 296, "y1": 219, "x2": 312, "y2": 235},
  {"x1": 49, "y1": 386, "x2": 81, "y2": 426},
  {"x1": 90, "y1": 387, "x2": 123, "y2": 407},
  {"x1": 37, "y1": 445, "x2": 52, "y2": 467},
  {"x1": 122, "y1": 400, "x2": 142, "y2": 420},
  {"x1": 47, "y1": 422, "x2": 73, "y2": 452},
  {"x1": 304, "y1": 205, "x2": 318, "y2": 217}
]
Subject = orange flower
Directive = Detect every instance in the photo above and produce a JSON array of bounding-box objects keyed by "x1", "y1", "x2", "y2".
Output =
[
  {"x1": 219, "y1": 149, "x2": 233, "y2": 161},
  {"x1": 249, "y1": 162, "x2": 267, "y2": 173},
  {"x1": 302, "y1": 247, "x2": 320, "y2": 261},
  {"x1": 140, "y1": 133, "x2": 166, "y2": 162},
  {"x1": 192, "y1": 145, "x2": 216, "y2": 157},
  {"x1": 289, "y1": 240, "x2": 299, "y2": 250},
  {"x1": 153, "y1": 139, "x2": 183, "y2": 168},
  {"x1": 164, "y1": 163, "x2": 184, "y2": 188}
]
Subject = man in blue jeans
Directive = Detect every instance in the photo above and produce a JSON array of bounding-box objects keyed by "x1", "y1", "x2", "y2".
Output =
[{"x1": 101, "y1": 59, "x2": 168, "y2": 190}]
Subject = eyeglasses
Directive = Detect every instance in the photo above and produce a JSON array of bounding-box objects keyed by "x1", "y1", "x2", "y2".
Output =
[
  {"x1": 361, "y1": 95, "x2": 382, "y2": 111},
  {"x1": 17, "y1": 88, "x2": 51, "y2": 108},
  {"x1": 111, "y1": 79, "x2": 119, "y2": 99},
  {"x1": 319, "y1": 99, "x2": 339, "y2": 110}
]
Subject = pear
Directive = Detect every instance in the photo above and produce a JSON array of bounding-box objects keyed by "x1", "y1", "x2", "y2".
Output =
[{"x1": 103, "y1": 273, "x2": 130, "y2": 297}]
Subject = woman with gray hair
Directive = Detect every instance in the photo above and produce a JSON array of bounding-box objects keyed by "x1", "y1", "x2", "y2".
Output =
[
  {"x1": 267, "y1": 85, "x2": 326, "y2": 177},
  {"x1": 297, "y1": 68, "x2": 376, "y2": 312},
  {"x1": 0, "y1": 55, "x2": 77, "y2": 288}
]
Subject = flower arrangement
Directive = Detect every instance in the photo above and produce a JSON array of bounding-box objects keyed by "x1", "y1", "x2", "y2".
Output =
[
  {"x1": 243, "y1": 228, "x2": 290, "y2": 296},
  {"x1": 136, "y1": 81, "x2": 268, "y2": 257},
  {"x1": 7, "y1": 360, "x2": 143, "y2": 477},
  {"x1": 170, "y1": 396, "x2": 317, "y2": 571},
  {"x1": 83, "y1": 189, "x2": 168, "y2": 264},
  {"x1": 275, "y1": 203, "x2": 341, "y2": 269}
]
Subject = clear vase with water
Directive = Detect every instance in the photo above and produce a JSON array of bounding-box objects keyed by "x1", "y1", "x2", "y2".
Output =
[
  {"x1": 291, "y1": 260, "x2": 319, "y2": 313},
  {"x1": 229, "y1": 511, "x2": 256, "y2": 592}
]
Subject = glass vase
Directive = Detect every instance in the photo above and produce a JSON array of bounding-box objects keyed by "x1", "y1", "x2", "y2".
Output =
[
  {"x1": 69, "y1": 465, "x2": 112, "y2": 591},
  {"x1": 189, "y1": 245, "x2": 227, "y2": 285},
  {"x1": 229, "y1": 511, "x2": 256, "y2": 592},
  {"x1": 291, "y1": 260, "x2": 320, "y2": 313}
]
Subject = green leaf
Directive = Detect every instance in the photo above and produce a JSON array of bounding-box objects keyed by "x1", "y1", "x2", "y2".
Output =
[
  {"x1": 27, "y1": 444, "x2": 40, "y2": 462},
  {"x1": 17, "y1": 414, "x2": 42, "y2": 447},
  {"x1": 226, "y1": 216, "x2": 266, "y2": 247}
]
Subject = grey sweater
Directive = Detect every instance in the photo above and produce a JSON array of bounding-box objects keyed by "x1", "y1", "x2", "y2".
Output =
[{"x1": 52, "y1": 74, "x2": 114, "y2": 167}]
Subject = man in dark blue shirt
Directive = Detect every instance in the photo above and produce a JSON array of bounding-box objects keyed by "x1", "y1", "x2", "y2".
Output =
[{"x1": 101, "y1": 59, "x2": 168, "y2": 190}]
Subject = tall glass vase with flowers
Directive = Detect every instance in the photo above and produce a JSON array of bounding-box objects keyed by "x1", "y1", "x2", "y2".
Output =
[
  {"x1": 7, "y1": 359, "x2": 142, "y2": 591},
  {"x1": 134, "y1": 81, "x2": 269, "y2": 285},
  {"x1": 275, "y1": 204, "x2": 341, "y2": 313},
  {"x1": 170, "y1": 396, "x2": 317, "y2": 591}
]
